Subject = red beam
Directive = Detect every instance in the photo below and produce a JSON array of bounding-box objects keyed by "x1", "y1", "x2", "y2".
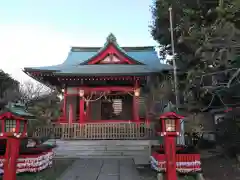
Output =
[
  {"x1": 69, "y1": 86, "x2": 134, "y2": 92},
  {"x1": 58, "y1": 76, "x2": 146, "y2": 81}
]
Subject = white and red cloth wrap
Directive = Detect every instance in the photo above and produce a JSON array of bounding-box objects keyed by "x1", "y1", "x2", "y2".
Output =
[
  {"x1": 0, "y1": 149, "x2": 54, "y2": 174},
  {"x1": 150, "y1": 151, "x2": 201, "y2": 173}
]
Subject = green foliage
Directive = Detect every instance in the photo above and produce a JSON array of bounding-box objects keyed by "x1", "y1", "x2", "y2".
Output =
[
  {"x1": 30, "y1": 97, "x2": 61, "y2": 137},
  {"x1": 26, "y1": 93, "x2": 61, "y2": 135},
  {"x1": 0, "y1": 70, "x2": 20, "y2": 108},
  {"x1": 0, "y1": 70, "x2": 19, "y2": 95},
  {"x1": 151, "y1": 0, "x2": 240, "y2": 110}
]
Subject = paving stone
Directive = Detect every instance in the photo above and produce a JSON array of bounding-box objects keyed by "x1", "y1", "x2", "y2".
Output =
[
  {"x1": 58, "y1": 159, "x2": 103, "y2": 180},
  {"x1": 57, "y1": 158, "x2": 151, "y2": 180},
  {"x1": 119, "y1": 159, "x2": 141, "y2": 180}
]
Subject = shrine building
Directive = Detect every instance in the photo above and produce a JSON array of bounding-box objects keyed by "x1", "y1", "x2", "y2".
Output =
[{"x1": 23, "y1": 33, "x2": 174, "y2": 140}]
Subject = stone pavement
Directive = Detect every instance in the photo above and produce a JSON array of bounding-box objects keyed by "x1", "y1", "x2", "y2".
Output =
[{"x1": 58, "y1": 158, "x2": 153, "y2": 180}]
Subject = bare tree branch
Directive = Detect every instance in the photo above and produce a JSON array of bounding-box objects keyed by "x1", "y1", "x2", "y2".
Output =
[{"x1": 19, "y1": 81, "x2": 53, "y2": 103}]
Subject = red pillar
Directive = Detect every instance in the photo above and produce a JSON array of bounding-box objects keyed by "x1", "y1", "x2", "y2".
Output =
[
  {"x1": 69, "y1": 103, "x2": 73, "y2": 124},
  {"x1": 79, "y1": 98, "x2": 84, "y2": 124},
  {"x1": 86, "y1": 101, "x2": 91, "y2": 121},
  {"x1": 133, "y1": 80, "x2": 139, "y2": 123},
  {"x1": 133, "y1": 95, "x2": 139, "y2": 122},
  {"x1": 63, "y1": 88, "x2": 67, "y2": 119},
  {"x1": 3, "y1": 137, "x2": 20, "y2": 180},
  {"x1": 164, "y1": 136, "x2": 177, "y2": 180}
]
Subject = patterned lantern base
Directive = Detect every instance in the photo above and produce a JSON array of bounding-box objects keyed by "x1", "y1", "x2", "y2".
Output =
[
  {"x1": 150, "y1": 152, "x2": 201, "y2": 173},
  {"x1": 0, "y1": 149, "x2": 54, "y2": 174}
]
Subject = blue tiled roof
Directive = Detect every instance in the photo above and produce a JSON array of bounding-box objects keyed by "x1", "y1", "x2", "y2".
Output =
[
  {"x1": 62, "y1": 51, "x2": 97, "y2": 65},
  {"x1": 10, "y1": 107, "x2": 35, "y2": 117},
  {"x1": 62, "y1": 47, "x2": 161, "y2": 67},
  {"x1": 24, "y1": 33, "x2": 172, "y2": 74},
  {"x1": 127, "y1": 50, "x2": 161, "y2": 68},
  {"x1": 26, "y1": 47, "x2": 170, "y2": 72},
  {"x1": 5, "y1": 103, "x2": 35, "y2": 118}
]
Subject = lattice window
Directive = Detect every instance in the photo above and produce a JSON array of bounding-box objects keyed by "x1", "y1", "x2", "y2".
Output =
[
  {"x1": 165, "y1": 118, "x2": 176, "y2": 132},
  {"x1": 5, "y1": 119, "x2": 16, "y2": 132}
]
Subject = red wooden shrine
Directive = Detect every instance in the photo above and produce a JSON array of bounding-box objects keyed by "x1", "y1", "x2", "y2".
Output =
[{"x1": 24, "y1": 33, "x2": 172, "y2": 125}]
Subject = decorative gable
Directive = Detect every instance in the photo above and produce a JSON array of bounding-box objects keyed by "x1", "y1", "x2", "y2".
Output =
[
  {"x1": 98, "y1": 54, "x2": 130, "y2": 64},
  {"x1": 85, "y1": 33, "x2": 143, "y2": 65},
  {"x1": 100, "y1": 54, "x2": 121, "y2": 64}
]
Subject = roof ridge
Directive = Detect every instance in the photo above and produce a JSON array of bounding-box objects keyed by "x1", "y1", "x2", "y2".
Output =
[{"x1": 71, "y1": 46, "x2": 155, "y2": 52}]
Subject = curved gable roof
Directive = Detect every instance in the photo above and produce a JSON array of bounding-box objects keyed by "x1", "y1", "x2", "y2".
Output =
[
  {"x1": 63, "y1": 46, "x2": 161, "y2": 67},
  {"x1": 24, "y1": 34, "x2": 172, "y2": 73}
]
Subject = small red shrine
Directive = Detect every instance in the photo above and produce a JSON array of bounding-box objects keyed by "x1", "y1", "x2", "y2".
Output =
[
  {"x1": 0, "y1": 106, "x2": 54, "y2": 177},
  {"x1": 23, "y1": 33, "x2": 172, "y2": 129}
]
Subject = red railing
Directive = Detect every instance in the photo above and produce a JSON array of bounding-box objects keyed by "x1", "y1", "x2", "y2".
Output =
[
  {"x1": 0, "y1": 149, "x2": 54, "y2": 173},
  {"x1": 151, "y1": 152, "x2": 201, "y2": 173},
  {"x1": 34, "y1": 122, "x2": 155, "y2": 140}
]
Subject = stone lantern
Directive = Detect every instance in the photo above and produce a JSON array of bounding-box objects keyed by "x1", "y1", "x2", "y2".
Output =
[{"x1": 0, "y1": 111, "x2": 28, "y2": 180}]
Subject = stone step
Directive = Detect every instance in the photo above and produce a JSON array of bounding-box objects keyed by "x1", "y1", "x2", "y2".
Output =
[
  {"x1": 55, "y1": 150, "x2": 148, "y2": 156},
  {"x1": 53, "y1": 140, "x2": 151, "y2": 165},
  {"x1": 54, "y1": 155, "x2": 140, "y2": 159},
  {"x1": 56, "y1": 144, "x2": 149, "y2": 151},
  {"x1": 55, "y1": 140, "x2": 151, "y2": 146},
  {"x1": 56, "y1": 153, "x2": 146, "y2": 157}
]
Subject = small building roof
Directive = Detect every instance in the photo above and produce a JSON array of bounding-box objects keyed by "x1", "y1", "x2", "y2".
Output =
[
  {"x1": 24, "y1": 33, "x2": 172, "y2": 76},
  {"x1": 4, "y1": 103, "x2": 35, "y2": 118}
]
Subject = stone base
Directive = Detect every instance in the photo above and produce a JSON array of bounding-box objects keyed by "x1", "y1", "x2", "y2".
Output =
[{"x1": 237, "y1": 154, "x2": 240, "y2": 162}]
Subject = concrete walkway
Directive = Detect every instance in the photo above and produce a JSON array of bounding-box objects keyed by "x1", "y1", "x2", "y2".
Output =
[{"x1": 58, "y1": 158, "x2": 147, "y2": 180}]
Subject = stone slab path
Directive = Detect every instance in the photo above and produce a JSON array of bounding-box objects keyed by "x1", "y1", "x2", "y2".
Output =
[{"x1": 58, "y1": 158, "x2": 154, "y2": 180}]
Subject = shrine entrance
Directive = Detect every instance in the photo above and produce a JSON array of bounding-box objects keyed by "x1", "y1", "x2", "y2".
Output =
[
  {"x1": 101, "y1": 99, "x2": 114, "y2": 120},
  {"x1": 100, "y1": 95, "x2": 131, "y2": 121}
]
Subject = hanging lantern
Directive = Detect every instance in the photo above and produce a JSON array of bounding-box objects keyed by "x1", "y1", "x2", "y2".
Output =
[
  {"x1": 134, "y1": 88, "x2": 140, "y2": 97},
  {"x1": 58, "y1": 94, "x2": 63, "y2": 100},
  {"x1": 79, "y1": 89, "x2": 84, "y2": 97}
]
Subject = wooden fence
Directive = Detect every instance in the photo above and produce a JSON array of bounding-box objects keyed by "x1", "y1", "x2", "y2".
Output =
[{"x1": 33, "y1": 122, "x2": 155, "y2": 140}]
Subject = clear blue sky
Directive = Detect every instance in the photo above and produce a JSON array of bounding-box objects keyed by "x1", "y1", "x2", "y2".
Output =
[{"x1": 0, "y1": 0, "x2": 157, "y2": 81}]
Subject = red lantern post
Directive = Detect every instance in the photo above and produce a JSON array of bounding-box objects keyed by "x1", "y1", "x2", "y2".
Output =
[
  {"x1": 160, "y1": 112, "x2": 184, "y2": 180},
  {"x1": 0, "y1": 112, "x2": 28, "y2": 180}
]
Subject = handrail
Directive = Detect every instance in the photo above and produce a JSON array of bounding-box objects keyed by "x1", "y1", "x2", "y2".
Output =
[{"x1": 33, "y1": 122, "x2": 155, "y2": 140}]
